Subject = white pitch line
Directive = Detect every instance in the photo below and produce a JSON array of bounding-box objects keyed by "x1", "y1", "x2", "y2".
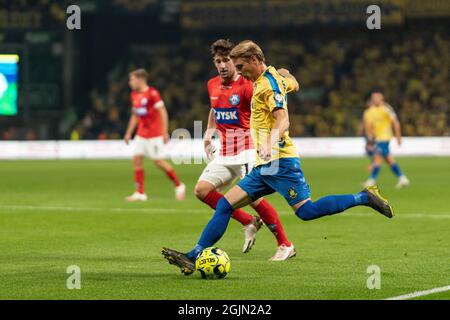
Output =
[
  {"x1": 0, "y1": 205, "x2": 208, "y2": 214},
  {"x1": 385, "y1": 285, "x2": 450, "y2": 300},
  {"x1": 0, "y1": 204, "x2": 450, "y2": 219}
]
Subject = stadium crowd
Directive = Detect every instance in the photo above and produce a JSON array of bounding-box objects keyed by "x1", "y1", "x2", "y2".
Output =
[{"x1": 70, "y1": 26, "x2": 449, "y2": 140}]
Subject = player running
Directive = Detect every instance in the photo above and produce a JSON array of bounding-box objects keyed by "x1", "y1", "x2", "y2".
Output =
[
  {"x1": 363, "y1": 90, "x2": 410, "y2": 189},
  {"x1": 163, "y1": 41, "x2": 394, "y2": 275},
  {"x1": 194, "y1": 39, "x2": 294, "y2": 260},
  {"x1": 124, "y1": 69, "x2": 186, "y2": 202}
]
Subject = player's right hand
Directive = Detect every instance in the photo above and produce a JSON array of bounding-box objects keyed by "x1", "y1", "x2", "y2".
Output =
[{"x1": 366, "y1": 142, "x2": 374, "y2": 152}]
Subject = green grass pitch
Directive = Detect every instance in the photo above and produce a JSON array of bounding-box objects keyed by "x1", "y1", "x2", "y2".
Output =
[{"x1": 0, "y1": 157, "x2": 449, "y2": 300}]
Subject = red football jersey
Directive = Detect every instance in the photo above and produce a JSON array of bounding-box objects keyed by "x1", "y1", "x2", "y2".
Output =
[
  {"x1": 207, "y1": 75, "x2": 254, "y2": 156},
  {"x1": 130, "y1": 87, "x2": 164, "y2": 138}
]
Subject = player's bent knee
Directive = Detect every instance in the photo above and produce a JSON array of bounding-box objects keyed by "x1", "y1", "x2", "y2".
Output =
[
  {"x1": 194, "y1": 185, "x2": 207, "y2": 200},
  {"x1": 250, "y1": 198, "x2": 263, "y2": 207},
  {"x1": 295, "y1": 201, "x2": 316, "y2": 221},
  {"x1": 153, "y1": 159, "x2": 167, "y2": 169},
  {"x1": 194, "y1": 181, "x2": 214, "y2": 200}
]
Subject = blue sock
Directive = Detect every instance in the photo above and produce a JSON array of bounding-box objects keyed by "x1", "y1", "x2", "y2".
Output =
[
  {"x1": 186, "y1": 197, "x2": 234, "y2": 261},
  {"x1": 370, "y1": 165, "x2": 381, "y2": 179},
  {"x1": 186, "y1": 244, "x2": 204, "y2": 262},
  {"x1": 295, "y1": 192, "x2": 369, "y2": 221},
  {"x1": 390, "y1": 163, "x2": 403, "y2": 177}
]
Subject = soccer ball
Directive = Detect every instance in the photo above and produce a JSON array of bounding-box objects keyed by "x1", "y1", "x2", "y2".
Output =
[{"x1": 195, "y1": 247, "x2": 231, "y2": 279}]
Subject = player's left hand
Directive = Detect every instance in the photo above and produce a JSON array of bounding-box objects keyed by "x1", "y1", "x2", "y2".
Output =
[
  {"x1": 397, "y1": 138, "x2": 402, "y2": 147},
  {"x1": 258, "y1": 143, "x2": 272, "y2": 161},
  {"x1": 163, "y1": 133, "x2": 170, "y2": 144}
]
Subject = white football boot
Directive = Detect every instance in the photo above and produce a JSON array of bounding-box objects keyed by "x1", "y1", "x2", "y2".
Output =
[
  {"x1": 269, "y1": 244, "x2": 296, "y2": 261},
  {"x1": 396, "y1": 176, "x2": 410, "y2": 189},
  {"x1": 175, "y1": 183, "x2": 186, "y2": 201},
  {"x1": 126, "y1": 192, "x2": 148, "y2": 202},
  {"x1": 363, "y1": 178, "x2": 376, "y2": 188},
  {"x1": 242, "y1": 216, "x2": 263, "y2": 253}
]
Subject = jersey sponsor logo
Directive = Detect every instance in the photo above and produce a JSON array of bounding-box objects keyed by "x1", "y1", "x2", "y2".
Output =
[
  {"x1": 214, "y1": 107, "x2": 240, "y2": 124},
  {"x1": 140, "y1": 97, "x2": 148, "y2": 106},
  {"x1": 229, "y1": 94, "x2": 241, "y2": 106},
  {"x1": 134, "y1": 107, "x2": 148, "y2": 116}
]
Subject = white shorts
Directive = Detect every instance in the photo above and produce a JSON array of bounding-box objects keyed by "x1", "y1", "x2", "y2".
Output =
[
  {"x1": 133, "y1": 135, "x2": 166, "y2": 159},
  {"x1": 198, "y1": 159, "x2": 255, "y2": 189}
]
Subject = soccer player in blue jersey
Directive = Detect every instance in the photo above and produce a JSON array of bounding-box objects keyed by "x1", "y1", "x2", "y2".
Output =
[{"x1": 163, "y1": 41, "x2": 394, "y2": 275}]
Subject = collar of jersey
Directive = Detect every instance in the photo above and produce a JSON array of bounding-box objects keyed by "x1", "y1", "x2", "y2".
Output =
[{"x1": 255, "y1": 65, "x2": 274, "y2": 83}]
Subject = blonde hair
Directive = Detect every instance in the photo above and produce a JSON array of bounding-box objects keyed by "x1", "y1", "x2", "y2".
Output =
[
  {"x1": 129, "y1": 68, "x2": 149, "y2": 81},
  {"x1": 230, "y1": 40, "x2": 265, "y2": 62}
]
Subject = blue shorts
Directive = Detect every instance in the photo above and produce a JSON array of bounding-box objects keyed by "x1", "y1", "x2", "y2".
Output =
[
  {"x1": 237, "y1": 157, "x2": 311, "y2": 206},
  {"x1": 375, "y1": 141, "x2": 390, "y2": 158}
]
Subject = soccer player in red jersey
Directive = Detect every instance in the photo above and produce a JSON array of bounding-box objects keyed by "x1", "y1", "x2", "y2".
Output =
[
  {"x1": 194, "y1": 39, "x2": 294, "y2": 260},
  {"x1": 124, "y1": 69, "x2": 185, "y2": 202}
]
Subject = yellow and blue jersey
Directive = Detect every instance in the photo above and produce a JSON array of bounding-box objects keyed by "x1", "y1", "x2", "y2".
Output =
[
  {"x1": 250, "y1": 66, "x2": 298, "y2": 166},
  {"x1": 363, "y1": 103, "x2": 397, "y2": 142}
]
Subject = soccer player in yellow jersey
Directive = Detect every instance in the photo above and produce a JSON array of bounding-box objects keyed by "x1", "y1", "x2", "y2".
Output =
[
  {"x1": 363, "y1": 90, "x2": 410, "y2": 189},
  {"x1": 163, "y1": 41, "x2": 394, "y2": 275}
]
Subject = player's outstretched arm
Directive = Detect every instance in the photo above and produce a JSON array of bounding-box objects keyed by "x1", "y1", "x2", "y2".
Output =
[
  {"x1": 124, "y1": 114, "x2": 138, "y2": 144},
  {"x1": 277, "y1": 68, "x2": 300, "y2": 92}
]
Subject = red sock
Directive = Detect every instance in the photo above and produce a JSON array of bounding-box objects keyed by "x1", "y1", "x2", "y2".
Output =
[
  {"x1": 166, "y1": 169, "x2": 181, "y2": 187},
  {"x1": 203, "y1": 191, "x2": 253, "y2": 226},
  {"x1": 135, "y1": 169, "x2": 145, "y2": 193},
  {"x1": 254, "y1": 199, "x2": 291, "y2": 246}
]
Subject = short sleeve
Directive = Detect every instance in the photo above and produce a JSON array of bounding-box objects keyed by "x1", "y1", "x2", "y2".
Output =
[
  {"x1": 265, "y1": 87, "x2": 287, "y2": 113},
  {"x1": 284, "y1": 77, "x2": 297, "y2": 93},
  {"x1": 384, "y1": 103, "x2": 398, "y2": 120},
  {"x1": 150, "y1": 88, "x2": 164, "y2": 109},
  {"x1": 363, "y1": 110, "x2": 370, "y2": 123}
]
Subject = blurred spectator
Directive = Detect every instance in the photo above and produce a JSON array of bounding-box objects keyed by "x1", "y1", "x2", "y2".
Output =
[{"x1": 74, "y1": 28, "x2": 447, "y2": 139}]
